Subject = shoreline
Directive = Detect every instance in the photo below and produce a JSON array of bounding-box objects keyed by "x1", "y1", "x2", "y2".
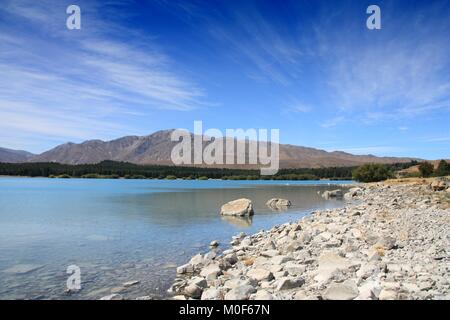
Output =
[
  {"x1": 167, "y1": 178, "x2": 449, "y2": 300},
  {"x1": 0, "y1": 175, "x2": 354, "y2": 182}
]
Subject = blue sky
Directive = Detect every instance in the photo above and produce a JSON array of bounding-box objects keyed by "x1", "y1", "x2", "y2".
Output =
[{"x1": 0, "y1": 0, "x2": 449, "y2": 159}]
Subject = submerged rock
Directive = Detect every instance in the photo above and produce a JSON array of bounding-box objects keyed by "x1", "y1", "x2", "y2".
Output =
[
  {"x1": 3, "y1": 264, "x2": 44, "y2": 275},
  {"x1": 322, "y1": 189, "x2": 343, "y2": 199},
  {"x1": 266, "y1": 198, "x2": 292, "y2": 210}
]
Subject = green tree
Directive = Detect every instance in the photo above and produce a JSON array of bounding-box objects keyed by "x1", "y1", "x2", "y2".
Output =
[
  {"x1": 352, "y1": 163, "x2": 392, "y2": 182},
  {"x1": 418, "y1": 161, "x2": 434, "y2": 177},
  {"x1": 435, "y1": 160, "x2": 449, "y2": 177}
]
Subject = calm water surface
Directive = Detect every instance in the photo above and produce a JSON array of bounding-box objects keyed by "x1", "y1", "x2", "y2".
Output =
[{"x1": 0, "y1": 178, "x2": 352, "y2": 299}]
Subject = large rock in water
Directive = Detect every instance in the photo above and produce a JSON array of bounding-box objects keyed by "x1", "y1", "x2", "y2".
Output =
[
  {"x1": 220, "y1": 198, "x2": 254, "y2": 216},
  {"x1": 322, "y1": 189, "x2": 343, "y2": 199},
  {"x1": 266, "y1": 198, "x2": 291, "y2": 210}
]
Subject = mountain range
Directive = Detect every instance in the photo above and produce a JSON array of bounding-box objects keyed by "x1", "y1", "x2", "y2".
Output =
[{"x1": 0, "y1": 130, "x2": 417, "y2": 168}]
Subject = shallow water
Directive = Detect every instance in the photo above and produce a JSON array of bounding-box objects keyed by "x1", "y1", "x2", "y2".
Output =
[{"x1": 0, "y1": 178, "x2": 352, "y2": 299}]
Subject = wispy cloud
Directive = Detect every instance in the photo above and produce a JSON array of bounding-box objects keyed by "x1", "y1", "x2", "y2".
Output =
[
  {"x1": 0, "y1": 0, "x2": 208, "y2": 151},
  {"x1": 320, "y1": 116, "x2": 345, "y2": 128},
  {"x1": 310, "y1": 3, "x2": 450, "y2": 125}
]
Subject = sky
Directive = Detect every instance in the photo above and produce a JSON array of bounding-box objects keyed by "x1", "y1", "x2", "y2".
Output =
[{"x1": 0, "y1": 0, "x2": 449, "y2": 159}]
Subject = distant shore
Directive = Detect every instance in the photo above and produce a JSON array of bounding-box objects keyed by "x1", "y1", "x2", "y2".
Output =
[{"x1": 167, "y1": 177, "x2": 449, "y2": 300}]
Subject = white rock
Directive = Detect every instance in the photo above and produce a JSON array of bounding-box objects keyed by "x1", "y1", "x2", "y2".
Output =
[
  {"x1": 379, "y1": 289, "x2": 398, "y2": 300},
  {"x1": 209, "y1": 240, "x2": 219, "y2": 247},
  {"x1": 200, "y1": 264, "x2": 222, "y2": 280},
  {"x1": 314, "y1": 252, "x2": 350, "y2": 283},
  {"x1": 323, "y1": 280, "x2": 359, "y2": 300},
  {"x1": 284, "y1": 261, "x2": 306, "y2": 276},
  {"x1": 220, "y1": 198, "x2": 254, "y2": 216},
  {"x1": 224, "y1": 285, "x2": 256, "y2": 300},
  {"x1": 100, "y1": 294, "x2": 123, "y2": 300},
  {"x1": 123, "y1": 280, "x2": 140, "y2": 287},
  {"x1": 275, "y1": 277, "x2": 305, "y2": 291},
  {"x1": 271, "y1": 255, "x2": 293, "y2": 265},
  {"x1": 254, "y1": 290, "x2": 273, "y2": 300},
  {"x1": 201, "y1": 288, "x2": 222, "y2": 300},
  {"x1": 247, "y1": 268, "x2": 274, "y2": 282}
]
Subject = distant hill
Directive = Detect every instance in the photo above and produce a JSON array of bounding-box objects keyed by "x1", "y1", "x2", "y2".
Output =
[
  {"x1": 0, "y1": 147, "x2": 35, "y2": 163},
  {"x1": 1, "y1": 130, "x2": 418, "y2": 168}
]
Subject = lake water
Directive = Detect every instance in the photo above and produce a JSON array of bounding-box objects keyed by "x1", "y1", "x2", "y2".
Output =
[{"x1": 0, "y1": 178, "x2": 352, "y2": 299}]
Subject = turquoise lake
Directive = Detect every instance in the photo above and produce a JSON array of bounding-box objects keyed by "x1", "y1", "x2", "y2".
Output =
[{"x1": 0, "y1": 178, "x2": 352, "y2": 299}]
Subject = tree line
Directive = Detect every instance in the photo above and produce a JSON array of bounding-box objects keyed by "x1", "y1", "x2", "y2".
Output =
[{"x1": 0, "y1": 160, "x2": 419, "y2": 181}]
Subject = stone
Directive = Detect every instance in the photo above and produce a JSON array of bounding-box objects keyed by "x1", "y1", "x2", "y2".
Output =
[
  {"x1": 322, "y1": 189, "x2": 343, "y2": 199},
  {"x1": 247, "y1": 268, "x2": 274, "y2": 282},
  {"x1": 266, "y1": 198, "x2": 292, "y2": 210},
  {"x1": 209, "y1": 240, "x2": 219, "y2": 247},
  {"x1": 323, "y1": 280, "x2": 359, "y2": 300},
  {"x1": 184, "y1": 283, "x2": 203, "y2": 299},
  {"x1": 261, "y1": 249, "x2": 279, "y2": 257},
  {"x1": 314, "y1": 252, "x2": 350, "y2": 283},
  {"x1": 285, "y1": 240, "x2": 303, "y2": 252},
  {"x1": 375, "y1": 236, "x2": 397, "y2": 250},
  {"x1": 110, "y1": 286, "x2": 127, "y2": 293},
  {"x1": 430, "y1": 179, "x2": 448, "y2": 191},
  {"x1": 135, "y1": 295, "x2": 153, "y2": 300},
  {"x1": 200, "y1": 264, "x2": 222, "y2": 280},
  {"x1": 275, "y1": 277, "x2": 305, "y2": 291},
  {"x1": 220, "y1": 198, "x2": 254, "y2": 216},
  {"x1": 284, "y1": 262, "x2": 306, "y2": 276},
  {"x1": 190, "y1": 276, "x2": 207, "y2": 289},
  {"x1": 100, "y1": 294, "x2": 123, "y2": 300},
  {"x1": 356, "y1": 280, "x2": 381, "y2": 300},
  {"x1": 293, "y1": 291, "x2": 308, "y2": 300},
  {"x1": 379, "y1": 289, "x2": 398, "y2": 300},
  {"x1": 177, "y1": 263, "x2": 194, "y2": 274},
  {"x1": 271, "y1": 255, "x2": 293, "y2": 265},
  {"x1": 204, "y1": 250, "x2": 217, "y2": 260},
  {"x1": 223, "y1": 253, "x2": 238, "y2": 265},
  {"x1": 224, "y1": 285, "x2": 256, "y2": 300},
  {"x1": 189, "y1": 253, "x2": 205, "y2": 267},
  {"x1": 123, "y1": 280, "x2": 140, "y2": 287},
  {"x1": 344, "y1": 188, "x2": 363, "y2": 199},
  {"x1": 351, "y1": 228, "x2": 363, "y2": 239},
  {"x1": 254, "y1": 290, "x2": 274, "y2": 300},
  {"x1": 201, "y1": 288, "x2": 222, "y2": 300}
]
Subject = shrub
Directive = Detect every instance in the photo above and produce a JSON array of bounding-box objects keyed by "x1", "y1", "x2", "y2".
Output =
[
  {"x1": 352, "y1": 163, "x2": 392, "y2": 182},
  {"x1": 198, "y1": 176, "x2": 208, "y2": 180},
  {"x1": 418, "y1": 162, "x2": 434, "y2": 177},
  {"x1": 82, "y1": 173, "x2": 100, "y2": 179},
  {"x1": 165, "y1": 175, "x2": 177, "y2": 180},
  {"x1": 435, "y1": 160, "x2": 450, "y2": 177}
]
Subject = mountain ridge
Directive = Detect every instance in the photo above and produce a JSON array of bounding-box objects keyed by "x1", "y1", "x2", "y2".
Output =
[{"x1": 1, "y1": 130, "x2": 419, "y2": 168}]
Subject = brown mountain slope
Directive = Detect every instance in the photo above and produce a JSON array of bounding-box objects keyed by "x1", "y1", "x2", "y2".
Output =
[
  {"x1": 0, "y1": 147, "x2": 35, "y2": 163},
  {"x1": 26, "y1": 130, "x2": 417, "y2": 168}
]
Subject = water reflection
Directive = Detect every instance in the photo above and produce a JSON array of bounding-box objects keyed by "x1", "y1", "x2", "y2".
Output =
[{"x1": 221, "y1": 215, "x2": 253, "y2": 227}]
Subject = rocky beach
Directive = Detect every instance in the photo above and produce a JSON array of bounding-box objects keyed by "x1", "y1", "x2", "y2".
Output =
[{"x1": 169, "y1": 179, "x2": 450, "y2": 300}]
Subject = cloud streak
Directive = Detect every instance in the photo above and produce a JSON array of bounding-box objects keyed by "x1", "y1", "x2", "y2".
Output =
[{"x1": 0, "y1": 0, "x2": 208, "y2": 151}]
